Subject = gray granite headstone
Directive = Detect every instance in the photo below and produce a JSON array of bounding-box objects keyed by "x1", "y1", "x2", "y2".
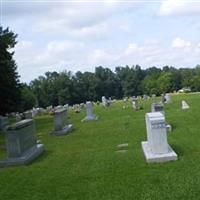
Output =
[
  {"x1": 141, "y1": 112, "x2": 177, "y2": 163},
  {"x1": 0, "y1": 119, "x2": 44, "y2": 167},
  {"x1": 24, "y1": 111, "x2": 32, "y2": 119},
  {"x1": 82, "y1": 101, "x2": 98, "y2": 122},
  {"x1": 52, "y1": 108, "x2": 73, "y2": 136}
]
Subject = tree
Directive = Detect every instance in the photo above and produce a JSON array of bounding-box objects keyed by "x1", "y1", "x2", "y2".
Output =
[
  {"x1": 0, "y1": 27, "x2": 20, "y2": 115},
  {"x1": 20, "y1": 84, "x2": 36, "y2": 111}
]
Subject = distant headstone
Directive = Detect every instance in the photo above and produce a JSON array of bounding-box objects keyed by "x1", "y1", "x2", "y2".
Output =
[
  {"x1": 52, "y1": 108, "x2": 73, "y2": 136},
  {"x1": 141, "y1": 112, "x2": 177, "y2": 163},
  {"x1": 0, "y1": 116, "x2": 9, "y2": 131},
  {"x1": 151, "y1": 103, "x2": 164, "y2": 114},
  {"x1": 82, "y1": 101, "x2": 98, "y2": 122},
  {"x1": 0, "y1": 119, "x2": 44, "y2": 167},
  {"x1": 24, "y1": 111, "x2": 32, "y2": 119},
  {"x1": 15, "y1": 113, "x2": 21, "y2": 122},
  {"x1": 132, "y1": 99, "x2": 139, "y2": 111},
  {"x1": 80, "y1": 103, "x2": 85, "y2": 109},
  {"x1": 63, "y1": 104, "x2": 68, "y2": 109},
  {"x1": 182, "y1": 100, "x2": 189, "y2": 109},
  {"x1": 165, "y1": 93, "x2": 171, "y2": 103},
  {"x1": 123, "y1": 97, "x2": 129, "y2": 109},
  {"x1": 31, "y1": 108, "x2": 38, "y2": 118},
  {"x1": 73, "y1": 104, "x2": 81, "y2": 113},
  {"x1": 102, "y1": 96, "x2": 108, "y2": 107}
]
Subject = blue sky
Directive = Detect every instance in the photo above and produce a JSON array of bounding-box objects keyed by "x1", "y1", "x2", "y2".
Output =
[{"x1": 1, "y1": 0, "x2": 200, "y2": 83}]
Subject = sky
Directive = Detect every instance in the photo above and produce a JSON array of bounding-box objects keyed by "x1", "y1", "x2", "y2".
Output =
[{"x1": 1, "y1": 0, "x2": 200, "y2": 83}]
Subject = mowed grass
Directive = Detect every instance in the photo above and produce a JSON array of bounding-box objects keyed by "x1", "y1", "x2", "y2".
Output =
[{"x1": 1, "y1": 94, "x2": 200, "y2": 199}]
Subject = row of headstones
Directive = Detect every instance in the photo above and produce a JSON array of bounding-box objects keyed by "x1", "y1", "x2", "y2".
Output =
[
  {"x1": 0, "y1": 101, "x2": 98, "y2": 167},
  {"x1": 0, "y1": 94, "x2": 190, "y2": 167}
]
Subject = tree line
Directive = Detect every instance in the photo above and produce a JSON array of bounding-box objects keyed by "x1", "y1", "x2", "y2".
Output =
[
  {"x1": 1, "y1": 26, "x2": 200, "y2": 115},
  {"x1": 28, "y1": 65, "x2": 200, "y2": 109}
]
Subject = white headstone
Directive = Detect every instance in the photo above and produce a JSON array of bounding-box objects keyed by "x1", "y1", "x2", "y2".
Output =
[
  {"x1": 141, "y1": 112, "x2": 177, "y2": 163},
  {"x1": 165, "y1": 93, "x2": 171, "y2": 103},
  {"x1": 182, "y1": 100, "x2": 189, "y2": 109},
  {"x1": 102, "y1": 96, "x2": 108, "y2": 107}
]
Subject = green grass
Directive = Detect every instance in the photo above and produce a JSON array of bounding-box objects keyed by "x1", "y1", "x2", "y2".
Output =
[{"x1": 1, "y1": 94, "x2": 200, "y2": 199}]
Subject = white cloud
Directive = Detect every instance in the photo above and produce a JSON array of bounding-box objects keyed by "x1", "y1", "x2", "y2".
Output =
[
  {"x1": 159, "y1": 0, "x2": 200, "y2": 16},
  {"x1": 171, "y1": 37, "x2": 191, "y2": 48},
  {"x1": 14, "y1": 38, "x2": 200, "y2": 83}
]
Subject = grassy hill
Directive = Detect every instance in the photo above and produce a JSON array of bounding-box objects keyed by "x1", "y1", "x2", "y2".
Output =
[{"x1": 0, "y1": 93, "x2": 200, "y2": 200}]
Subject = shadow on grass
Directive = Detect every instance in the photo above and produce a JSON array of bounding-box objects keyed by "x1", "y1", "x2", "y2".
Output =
[
  {"x1": 28, "y1": 149, "x2": 53, "y2": 165},
  {"x1": 170, "y1": 143, "x2": 184, "y2": 157}
]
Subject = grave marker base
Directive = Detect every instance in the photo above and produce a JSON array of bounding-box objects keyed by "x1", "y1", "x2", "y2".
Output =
[
  {"x1": 52, "y1": 124, "x2": 73, "y2": 136},
  {"x1": 0, "y1": 144, "x2": 44, "y2": 167},
  {"x1": 81, "y1": 115, "x2": 98, "y2": 122},
  {"x1": 141, "y1": 141, "x2": 177, "y2": 163}
]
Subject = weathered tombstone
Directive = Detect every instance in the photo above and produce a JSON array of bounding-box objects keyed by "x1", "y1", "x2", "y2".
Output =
[
  {"x1": 82, "y1": 101, "x2": 98, "y2": 122},
  {"x1": 24, "y1": 111, "x2": 32, "y2": 119},
  {"x1": 151, "y1": 103, "x2": 164, "y2": 114},
  {"x1": 0, "y1": 116, "x2": 9, "y2": 131},
  {"x1": 165, "y1": 93, "x2": 171, "y2": 103},
  {"x1": 143, "y1": 95, "x2": 148, "y2": 100},
  {"x1": 102, "y1": 96, "x2": 108, "y2": 107},
  {"x1": 63, "y1": 104, "x2": 69, "y2": 109},
  {"x1": 80, "y1": 103, "x2": 85, "y2": 109},
  {"x1": 141, "y1": 112, "x2": 177, "y2": 163},
  {"x1": 31, "y1": 108, "x2": 38, "y2": 118},
  {"x1": 132, "y1": 100, "x2": 139, "y2": 111},
  {"x1": 0, "y1": 119, "x2": 44, "y2": 167},
  {"x1": 52, "y1": 108, "x2": 73, "y2": 136},
  {"x1": 182, "y1": 100, "x2": 189, "y2": 109},
  {"x1": 74, "y1": 104, "x2": 81, "y2": 113},
  {"x1": 15, "y1": 113, "x2": 21, "y2": 122},
  {"x1": 123, "y1": 97, "x2": 129, "y2": 109}
]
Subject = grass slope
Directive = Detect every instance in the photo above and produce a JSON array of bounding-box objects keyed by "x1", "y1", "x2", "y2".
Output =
[{"x1": 0, "y1": 94, "x2": 200, "y2": 199}]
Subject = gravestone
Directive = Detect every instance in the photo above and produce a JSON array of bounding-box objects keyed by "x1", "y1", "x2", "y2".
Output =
[
  {"x1": 141, "y1": 112, "x2": 177, "y2": 163},
  {"x1": 0, "y1": 116, "x2": 9, "y2": 131},
  {"x1": 15, "y1": 113, "x2": 21, "y2": 122},
  {"x1": 52, "y1": 108, "x2": 73, "y2": 136},
  {"x1": 165, "y1": 93, "x2": 171, "y2": 103},
  {"x1": 0, "y1": 119, "x2": 44, "y2": 167},
  {"x1": 82, "y1": 101, "x2": 98, "y2": 122},
  {"x1": 63, "y1": 104, "x2": 69, "y2": 109},
  {"x1": 182, "y1": 100, "x2": 189, "y2": 109},
  {"x1": 24, "y1": 111, "x2": 32, "y2": 119},
  {"x1": 151, "y1": 103, "x2": 164, "y2": 114},
  {"x1": 31, "y1": 108, "x2": 38, "y2": 118},
  {"x1": 73, "y1": 104, "x2": 81, "y2": 113},
  {"x1": 102, "y1": 96, "x2": 108, "y2": 107},
  {"x1": 132, "y1": 100, "x2": 139, "y2": 110},
  {"x1": 123, "y1": 97, "x2": 129, "y2": 109}
]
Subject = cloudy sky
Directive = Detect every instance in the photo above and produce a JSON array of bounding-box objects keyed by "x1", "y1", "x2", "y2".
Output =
[{"x1": 1, "y1": 0, "x2": 200, "y2": 83}]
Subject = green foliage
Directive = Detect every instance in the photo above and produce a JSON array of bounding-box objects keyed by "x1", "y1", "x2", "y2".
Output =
[
  {"x1": 0, "y1": 27, "x2": 20, "y2": 115},
  {"x1": 20, "y1": 84, "x2": 37, "y2": 112}
]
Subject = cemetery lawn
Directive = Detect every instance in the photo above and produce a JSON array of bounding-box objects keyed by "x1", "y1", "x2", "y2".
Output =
[{"x1": 1, "y1": 93, "x2": 200, "y2": 200}]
